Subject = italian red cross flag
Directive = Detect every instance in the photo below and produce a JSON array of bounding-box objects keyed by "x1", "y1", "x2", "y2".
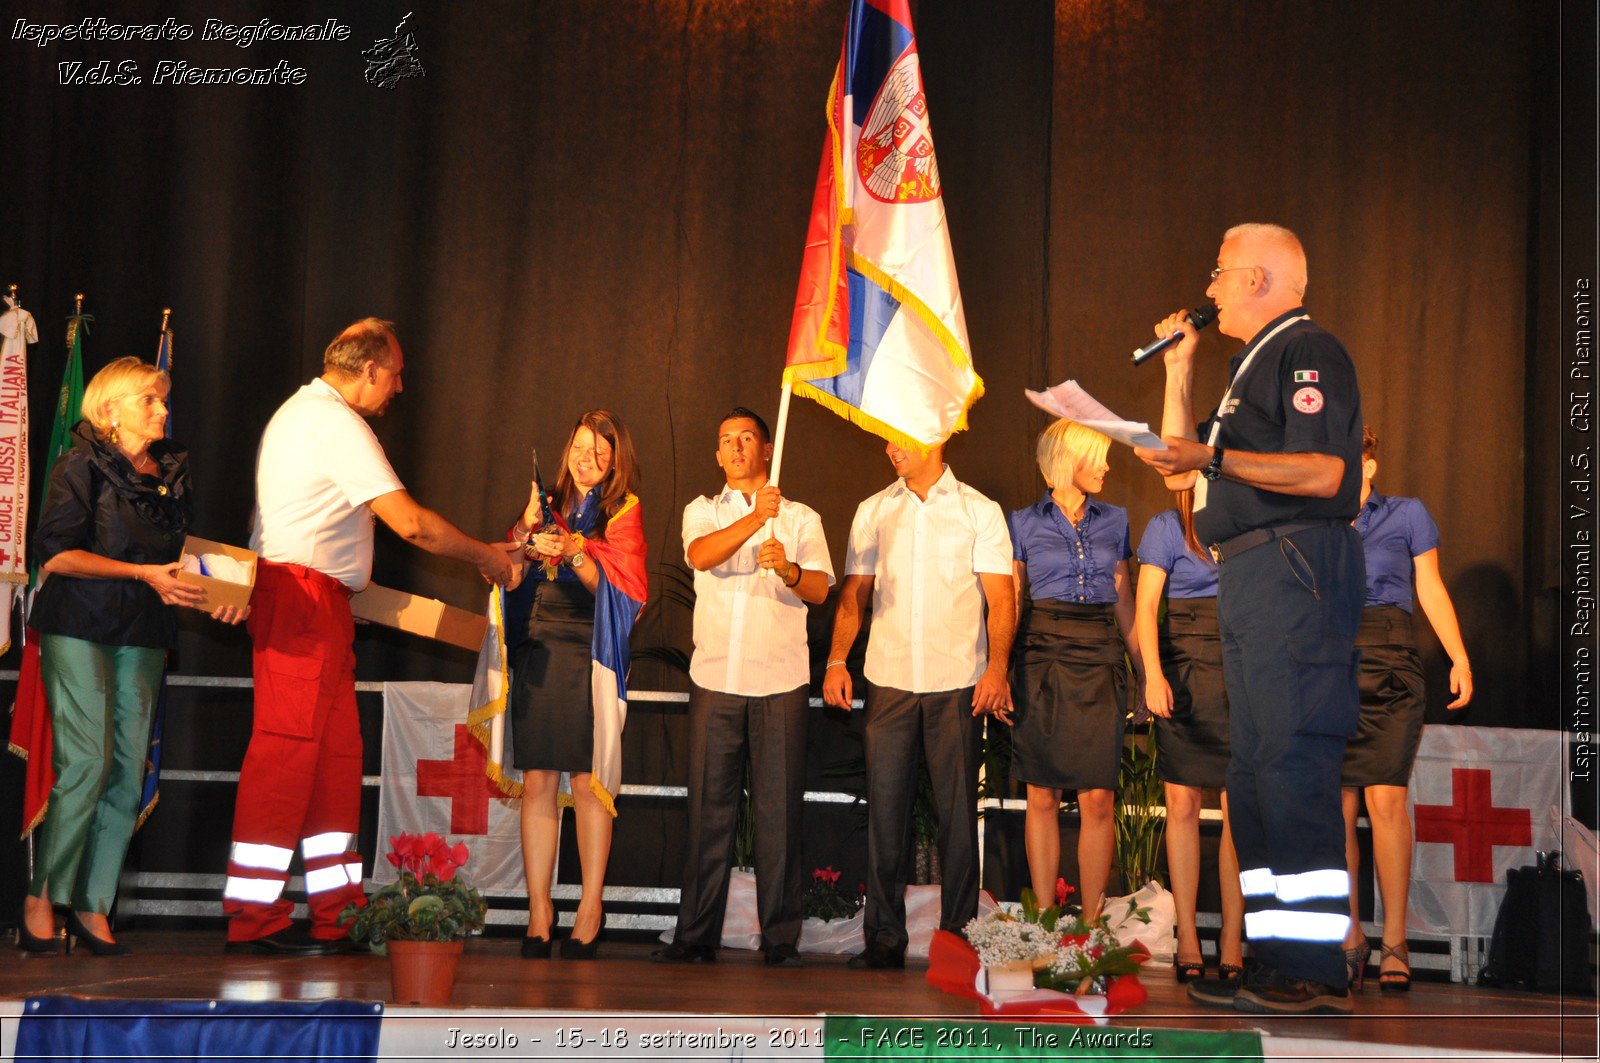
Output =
[
  {"x1": 1399, "y1": 724, "x2": 1568, "y2": 936},
  {"x1": 375, "y1": 682, "x2": 531, "y2": 895}
]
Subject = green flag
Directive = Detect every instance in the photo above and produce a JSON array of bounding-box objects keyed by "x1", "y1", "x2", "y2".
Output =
[{"x1": 33, "y1": 311, "x2": 88, "y2": 585}]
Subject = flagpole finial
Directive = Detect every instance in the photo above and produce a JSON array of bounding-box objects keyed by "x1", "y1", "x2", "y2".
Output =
[
  {"x1": 160, "y1": 307, "x2": 172, "y2": 330},
  {"x1": 74, "y1": 293, "x2": 84, "y2": 314}
]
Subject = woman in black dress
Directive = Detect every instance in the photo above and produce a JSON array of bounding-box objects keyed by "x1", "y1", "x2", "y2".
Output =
[
  {"x1": 1008, "y1": 419, "x2": 1140, "y2": 919},
  {"x1": 507, "y1": 410, "x2": 643, "y2": 959}
]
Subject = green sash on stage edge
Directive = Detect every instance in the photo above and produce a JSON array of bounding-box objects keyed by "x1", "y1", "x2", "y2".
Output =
[{"x1": 824, "y1": 1016, "x2": 1264, "y2": 1061}]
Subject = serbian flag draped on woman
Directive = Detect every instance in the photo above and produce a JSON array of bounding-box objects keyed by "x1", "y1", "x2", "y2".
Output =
[
  {"x1": 470, "y1": 501, "x2": 647, "y2": 816},
  {"x1": 785, "y1": 0, "x2": 980, "y2": 451}
]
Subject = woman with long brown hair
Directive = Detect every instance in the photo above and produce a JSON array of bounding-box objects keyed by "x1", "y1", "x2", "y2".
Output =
[
  {"x1": 1135, "y1": 489, "x2": 1244, "y2": 984},
  {"x1": 1340, "y1": 426, "x2": 1471, "y2": 992},
  {"x1": 506, "y1": 410, "x2": 646, "y2": 960}
]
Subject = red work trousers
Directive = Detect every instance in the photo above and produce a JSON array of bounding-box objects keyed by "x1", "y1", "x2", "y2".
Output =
[{"x1": 224, "y1": 561, "x2": 366, "y2": 942}]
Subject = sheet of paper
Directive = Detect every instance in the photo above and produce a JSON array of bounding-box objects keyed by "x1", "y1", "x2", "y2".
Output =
[{"x1": 1024, "y1": 379, "x2": 1167, "y2": 450}]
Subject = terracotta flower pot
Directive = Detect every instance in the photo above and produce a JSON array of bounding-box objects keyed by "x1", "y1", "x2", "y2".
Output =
[{"x1": 387, "y1": 939, "x2": 464, "y2": 1005}]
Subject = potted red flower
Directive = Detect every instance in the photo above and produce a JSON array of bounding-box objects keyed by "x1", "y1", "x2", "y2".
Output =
[{"x1": 340, "y1": 833, "x2": 487, "y2": 1005}]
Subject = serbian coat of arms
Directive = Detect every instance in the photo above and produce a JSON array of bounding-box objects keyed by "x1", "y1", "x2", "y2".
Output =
[{"x1": 857, "y1": 47, "x2": 941, "y2": 204}]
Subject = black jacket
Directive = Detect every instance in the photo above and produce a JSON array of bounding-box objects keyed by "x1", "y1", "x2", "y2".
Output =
[{"x1": 30, "y1": 423, "x2": 194, "y2": 649}]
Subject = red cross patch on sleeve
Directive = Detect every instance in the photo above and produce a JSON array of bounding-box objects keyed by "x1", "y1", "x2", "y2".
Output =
[{"x1": 1292, "y1": 387, "x2": 1324, "y2": 414}]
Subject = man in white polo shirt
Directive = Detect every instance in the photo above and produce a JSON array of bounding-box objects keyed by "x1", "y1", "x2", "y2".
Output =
[
  {"x1": 223, "y1": 318, "x2": 518, "y2": 954},
  {"x1": 823, "y1": 440, "x2": 1015, "y2": 969},
  {"x1": 653, "y1": 408, "x2": 834, "y2": 968}
]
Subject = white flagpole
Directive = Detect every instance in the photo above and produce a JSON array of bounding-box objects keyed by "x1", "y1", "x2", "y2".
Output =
[
  {"x1": 768, "y1": 379, "x2": 794, "y2": 487},
  {"x1": 759, "y1": 380, "x2": 795, "y2": 574}
]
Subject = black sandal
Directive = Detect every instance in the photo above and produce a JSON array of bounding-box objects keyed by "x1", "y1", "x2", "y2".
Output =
[
  {"x1": 1174, "y1": 956, "x2": 1205, "y2": 982},
  {"x1": 1378, "y1": 942, "x2": 1411, "y2": 993}
]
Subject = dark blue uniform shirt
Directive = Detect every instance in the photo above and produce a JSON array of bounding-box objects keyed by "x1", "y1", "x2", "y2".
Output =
[
  {"x1": 1193, "y1": 307, "x2": 1364, "y2": 544},
  {"x1": 1009, "y1": 493, "x2": 1130, "y2": 604},
  {"x1": 1353, "y1": 490, "x2": 1439, "y2": 613},
  {"x1": 1137, "y1": 509, "x2": 1219, "y2": 599}
]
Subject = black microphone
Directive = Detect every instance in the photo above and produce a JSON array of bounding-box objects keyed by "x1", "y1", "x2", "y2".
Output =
[{"x1": 1130, "y1": 304, "x2": 1219, "y2": 366}]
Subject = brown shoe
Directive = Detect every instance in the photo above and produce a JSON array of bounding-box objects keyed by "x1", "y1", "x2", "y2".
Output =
[{"x1": 1234, "y1": 972, "x2": 1352, "y2": 1014}]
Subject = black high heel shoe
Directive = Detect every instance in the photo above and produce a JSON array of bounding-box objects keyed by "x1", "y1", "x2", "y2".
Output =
[
  {"x1": 17, "y1": 906, "x2": 63, "y2": 955},
  {"x1": 560, "y1": 914, "x2": 605, "y2": 959},
  {"x1": 1174, "y1": 956, "x2": 1206, "y2": 983},
  {"x1": 64, "y1": 911, "x2": 131, "y2": 956},
  {"x1": 520, "y1": 934, "x2": 553, "y2": 959}
]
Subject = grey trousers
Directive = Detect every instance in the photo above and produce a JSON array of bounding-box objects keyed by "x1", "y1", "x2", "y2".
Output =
[
  {"x1": 671, "y1": 682, "x2": 810, "y2": 950},
  {"x1": 861, "y1": 682, "x2": 982, "y2": 953}
]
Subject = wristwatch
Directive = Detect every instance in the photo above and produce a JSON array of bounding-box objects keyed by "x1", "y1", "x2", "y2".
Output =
[
  {"x1": 1202, "y1": 446, "x2": 1226, "y2": 481},
  {"x1": 568, "y1": 552, "x2": 587, "y2": 569}
]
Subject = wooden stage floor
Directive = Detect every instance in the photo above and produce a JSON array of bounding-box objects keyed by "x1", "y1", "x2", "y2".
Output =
[{"x1": 2, "y1": 930, "x2": 1594, "y2": 1060}]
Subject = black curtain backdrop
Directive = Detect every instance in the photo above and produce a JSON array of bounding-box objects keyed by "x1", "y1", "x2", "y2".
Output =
[{"x1": 0, "y1": 0, "x2": 1562, "y2": 905}]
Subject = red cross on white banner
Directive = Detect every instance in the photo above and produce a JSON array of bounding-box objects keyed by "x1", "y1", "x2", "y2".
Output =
[
  {"x1": 415, "y1": 723, "x2": 498, "y2": 836},
  {"x1": 1414, "y1": 767, "x2": 1533, "y2": 883}
]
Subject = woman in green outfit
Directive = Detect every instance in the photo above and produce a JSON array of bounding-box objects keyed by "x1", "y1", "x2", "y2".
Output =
[{"x1": 19, "y1": 357, "x2": 246, "y2": 956}]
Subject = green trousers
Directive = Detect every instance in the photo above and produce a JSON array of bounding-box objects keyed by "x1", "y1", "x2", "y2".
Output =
[{"x1": 29, "y1": 634, "x2": 166, "y2": 914}]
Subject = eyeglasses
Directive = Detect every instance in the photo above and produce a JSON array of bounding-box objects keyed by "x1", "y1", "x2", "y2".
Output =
[{"x1": 1209, "y1": 265, "x2": 1259, "y2": 281}]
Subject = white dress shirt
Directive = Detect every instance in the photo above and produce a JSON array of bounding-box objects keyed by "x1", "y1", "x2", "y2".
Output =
[
  {"x1": 683, "y1": 486, "x2": 835, "y2": 697},
  {"x1": 844, "y1": 466, "x2": 1012, "y2": 693},
  {"x1": 250, "y1": 378, "x2": 405, "y2": 591}
]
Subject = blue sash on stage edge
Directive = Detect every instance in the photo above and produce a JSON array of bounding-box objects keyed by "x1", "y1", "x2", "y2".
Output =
[{"x1": 15, "y1": 997, "x2": 382, "y2": 1063}]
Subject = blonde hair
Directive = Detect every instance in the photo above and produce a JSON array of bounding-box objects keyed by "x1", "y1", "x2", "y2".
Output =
[
  {"x1": 1035, "y1": 419, "x2": 1111, "y2": 489},
  {"x1": 82, "y1": 357, "x2": 170, "y2": 435}
]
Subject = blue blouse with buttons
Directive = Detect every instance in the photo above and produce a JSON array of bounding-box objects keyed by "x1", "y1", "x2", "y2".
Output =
[
  {"x1": 1008, "y1": 493, "x2": 1130, "y2": 604},
  {"x1": 1354, "y1": 490, "x2": 1440, "y2": 613},
  {"x1": 1136, "y1": 509, "x2": 1219, "y2": 599}
]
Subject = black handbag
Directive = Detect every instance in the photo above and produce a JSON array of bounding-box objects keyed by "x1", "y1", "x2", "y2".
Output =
[{"x1": 1479, "y1": 851, "x2": 1593, "y2": 994}]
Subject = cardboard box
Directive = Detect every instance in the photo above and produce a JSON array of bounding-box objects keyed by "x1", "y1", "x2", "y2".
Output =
[
  {"x1": 178, "y1": 536, "x2": 257, "y2": 612},
  {"x1": 349, "y1": 582, "x2": 489, "y2": 651}
]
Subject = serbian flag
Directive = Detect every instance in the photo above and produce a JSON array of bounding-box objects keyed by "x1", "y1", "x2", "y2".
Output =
[
  {"x1": 784, "y1": 0, "x2": 981, "y2": 453},
  {"x1": 472, "y1": 496, "x2": 647, "y2": 817}
]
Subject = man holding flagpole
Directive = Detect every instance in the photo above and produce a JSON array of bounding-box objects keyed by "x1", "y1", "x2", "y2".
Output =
[
  {"x1": 653, "y1": 407, "x2": 833, "y2": 968},
  {"x1": 223, "y1": 318, "x2": 520, "y2": 954}
]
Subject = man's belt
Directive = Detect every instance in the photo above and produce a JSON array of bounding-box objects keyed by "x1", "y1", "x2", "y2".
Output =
[{"x1": 1207, "y1": 520, "x2": 1337, "y2": 565}]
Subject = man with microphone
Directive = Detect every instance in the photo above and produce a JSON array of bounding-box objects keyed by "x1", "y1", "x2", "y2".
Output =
[{"x1": 1134, "y1": 224, "x2": 1365, "y2": 1014}]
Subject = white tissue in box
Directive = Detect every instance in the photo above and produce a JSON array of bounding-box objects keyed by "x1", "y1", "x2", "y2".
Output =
[{"x1": 181, "y1": 552, "x2": 250, "y2": 585}]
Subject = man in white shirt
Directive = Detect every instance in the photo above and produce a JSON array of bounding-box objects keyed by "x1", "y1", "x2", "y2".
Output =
[
  {"x1": 653, "y1": 409, "x2": 834, "y2": 967},
  {"x1": 223, "y1": 318, "x2": 518, "y2": 954},
  {"x1": 823, "y1": 441, "x2": 1015, "y2": 969}
]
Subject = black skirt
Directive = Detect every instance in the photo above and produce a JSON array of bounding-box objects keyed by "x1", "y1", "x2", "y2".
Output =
[
  {"x1": 1154, "y1": 597, "x2": 1231, "y2": 788},
  {"x1": 510, "y1": 581, "x2": 597, "y2": 773},
  {"x1": 1341, "y1": 605, "x2": 1426, "y2": 787},
  {"x1": 1011, "y1": 600, "x2": 1127, "y2": 791}
]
